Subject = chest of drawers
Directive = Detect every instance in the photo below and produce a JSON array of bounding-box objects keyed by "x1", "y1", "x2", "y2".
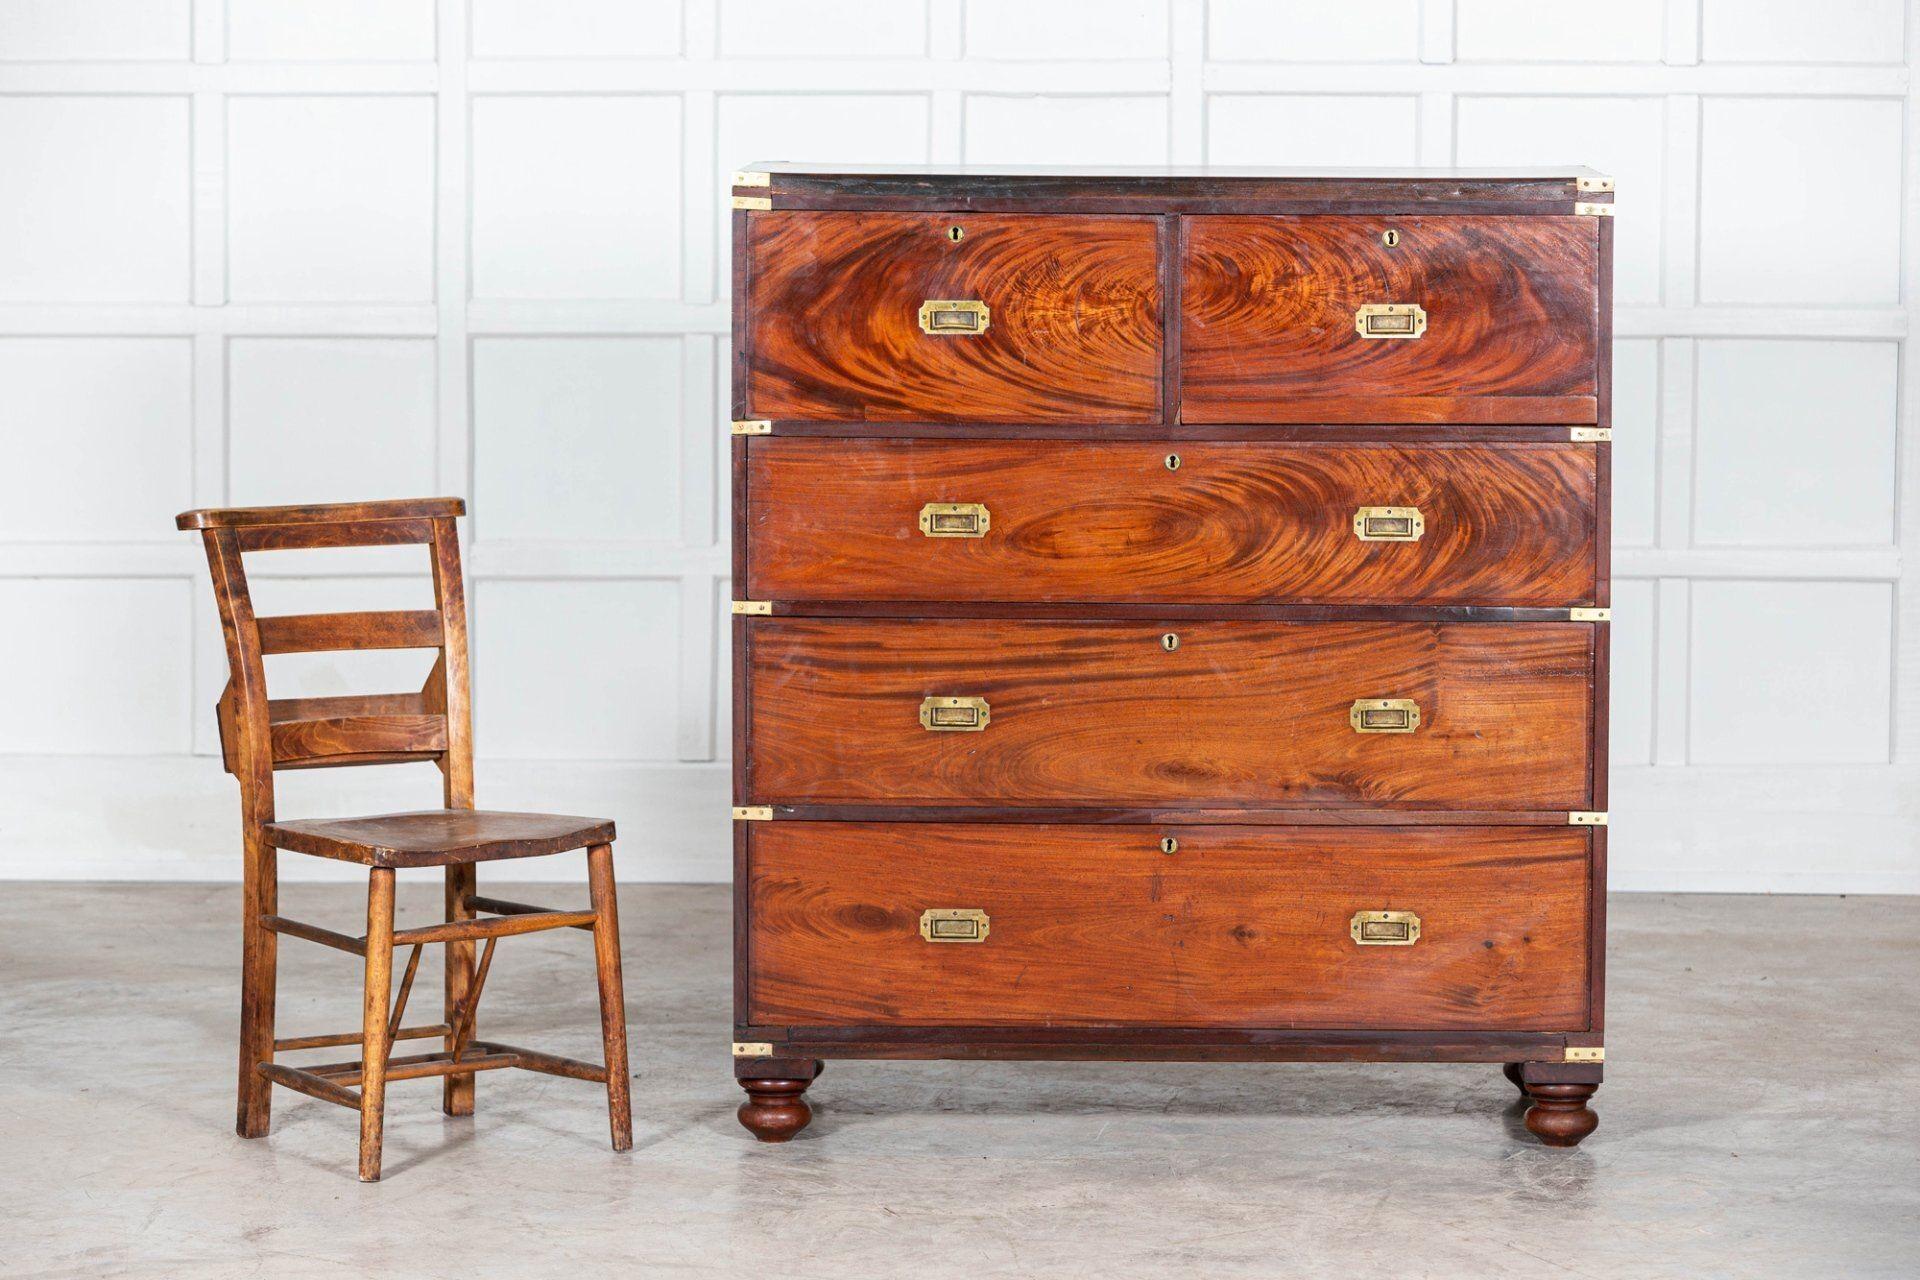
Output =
[{"x1": 729, "y1": 165, "x2": 1611, "y2": 1147}]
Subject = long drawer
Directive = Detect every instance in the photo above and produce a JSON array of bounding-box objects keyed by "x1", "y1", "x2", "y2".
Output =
[
  {"x1": 746, "y1": 439, "x2": 1598, "y2": 605},
  {"x1": 746, "y1": 822, "x2": 1591, "y2": 1029},
  {"x1": 743, "y1": 211, "x2": 1163, "y2": 423},
  {"x1": 746, "y1": 619, "x2": 1594, "y2": 809},
  {"x1": 1182, "y1": 215, "x2": 1599, "y2": 424}
]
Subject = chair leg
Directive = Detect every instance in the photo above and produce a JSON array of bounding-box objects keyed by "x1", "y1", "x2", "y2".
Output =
[
  {"x1": 236, "y1": 831, "x2": 278, "y2": 1139},
  {"x1": 586, "y1": 843, "x2": 632, "y2": 1152},
  {"x1": 442, "y1": 863, "x2": 477, "y2": 1116},
  {"x1": 359, "y1": 868, "x2": 396, "y2": 1182}
]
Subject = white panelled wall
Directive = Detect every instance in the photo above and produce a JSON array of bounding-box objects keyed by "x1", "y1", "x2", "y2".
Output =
[{"x1": 0, "y1": 0, "x2": 1914, "y2": 891}]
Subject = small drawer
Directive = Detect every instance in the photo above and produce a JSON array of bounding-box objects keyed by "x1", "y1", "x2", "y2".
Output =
[
  {"x1": 1181, "y1": 215, "x2": 1599, "y2": 424},
  {"x1": 746, "y1": 439, "x2": 1598, "y2": 605},
  {"x1": 744, "y1": 211, "x2": 1163, "y2": 423},
  {"x1": 746, "y1": 619, "x2": 1594, "y2": 810},
  {"x1": 746, "y1": 822, "x2": 1592, "y2": 1029}
]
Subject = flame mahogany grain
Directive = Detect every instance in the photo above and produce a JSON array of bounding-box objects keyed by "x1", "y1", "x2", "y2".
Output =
[
  {"x1": 747, "y1": 618, "x2": 1592, "y2": 809},
  {"x1": 747, "y1": 822, "x2": 1589, "y2": 1029},
  {"x1": 1181, "y1": 216, "x2": 1598, "y2": 424},
  {"x1": 746, "y1": 439, "x2": 1596, "y2": 605},
  {"x1": 745, "y1": 211, "x2": 1163, "y2": 422}
]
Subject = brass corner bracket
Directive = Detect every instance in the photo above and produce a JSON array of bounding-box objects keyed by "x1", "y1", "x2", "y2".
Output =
[
  {"x1": 1564, "y1": 1046, "x2": 1605, "y2": 1063},
  {"x1": 732, "y1": 195, "x2": 772, "y2": 211},
  {"x1": 1568, "y1": 812, "x2": 1609, "y2": 827},
  {"x1": 1570, "y1": 427, "x2": 1611, "y2": 443},
  {"x1": 1569, "y1": 607, "x2": 1611, "y2": 622},
  {"x1": 731, "y1": 170, "x2": 770, "y2": 188},
  {"x1": 732, "y1": 1041, "x2": 773, "y2": 1057},
  {"x1": 731, "y1": 419, "x2": 771, "y2": 436},
  {"x1": 1576, "y1": 174, "x2": 1615, "y2": 193},
  {"x1": 732, "y1": 806, "x2": 773, "y2": 822},
  {"x1": 731, "y1": 600, "x2": 772, "y2": 616},
  {"x1": 1574, "y1": 202, "x2": 1615, "y2": 218}
]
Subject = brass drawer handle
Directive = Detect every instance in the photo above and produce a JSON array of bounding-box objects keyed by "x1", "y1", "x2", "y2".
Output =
[
  {"x1": 1353, "y1": 506, "x2": 1423, "y2": 541},
  {"x1": 1350, "y1": 910, "x2": 1421, "y2": 945},
  {"x1": 1354, "y1": 303, "x2": 1426, "y2": 339},
  {"x1": 921, "y1": 908, "x2": 990, "y2": 943},
  {"x1": 920, "y1": 695, "x2": 990, "y2": 731},
  {"x1": 918, "y1": 299, "x2": 990, "y2": 335},
  {"x1": 919, "y1": 502, "x2": 990, "y2": 538},
  {"x1": 1350, "y1": 698, "x2": 1420, "y2": 733}
]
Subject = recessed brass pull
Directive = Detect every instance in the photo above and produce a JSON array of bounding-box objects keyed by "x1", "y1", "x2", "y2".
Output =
[
  {"x1": 920, "y1": 908, "x2": 989, "y2": 943},
  {"x1": 918, "y1": 299, "x2": 990, "y2": 335},
  {"x1": 1355, "y1": 303, "x2": 1427, "y2": 339},
  {"x1": 920, "y1": 696, "x2": 990, "y2": 732},
  {"x1": 1350, "y1": 698, "x2": 1420, "y2": 733},
  {"x1": 1353, "y1": 506, "x2": 1424, "y2": 541},
  {"x1": 1350, "y1": 910, "x2": 1421, "y2": 945},
  {"x1": 919, "y1": 502, "x2": 990, "y2": 538}
]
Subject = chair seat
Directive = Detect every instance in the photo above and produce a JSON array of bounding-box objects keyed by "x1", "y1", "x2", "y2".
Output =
[{"x1": 263, "y1": 810, "x2": 616, "y2": 868}]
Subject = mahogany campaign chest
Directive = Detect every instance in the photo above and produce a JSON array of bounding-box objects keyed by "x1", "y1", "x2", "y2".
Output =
[{"x1": 728, "y1": 165, "x2": 1612, "y2": 1146}]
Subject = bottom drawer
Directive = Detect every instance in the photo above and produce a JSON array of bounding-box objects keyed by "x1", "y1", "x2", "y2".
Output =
[{"x1": 746, "y1": 822, "x2": 1590, "y2": 1031}]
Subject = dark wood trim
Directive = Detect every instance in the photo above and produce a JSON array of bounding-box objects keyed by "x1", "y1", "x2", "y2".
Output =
[
  {"x1": 748, "y1": 601, "x2": 1594, "y2": 622},
  {"x1": 732, "y1": 820, "x2": 750, "y2": 1026},
  {"x1": 742, "y1": 806, "x2": 1584, "y2": 826},
  {"x1": 731, "y1": 208, "x2": 750, "y2": 419},
  {"x1": 1160, "y1": 213, "x2": 1180, "y2": 427},
  {"x1": 732, "y1": 1026, "x2": 1591, "y2": 1063},
  {"x1": 757, "y1": 421, "x2": 1592, "y2": 443}
]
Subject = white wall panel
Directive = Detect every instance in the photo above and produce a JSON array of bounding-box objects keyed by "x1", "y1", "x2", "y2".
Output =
[
  {"x1": 1691, "y1": 582, "x2": 1892, "y2": 765},
  {"x1": 476, "y1": 579, "x2": 679, "y2": 760},
  {"x1": 1698, "y1": 98, "x2": 1902, "y2": 307},
  {"x1": 227, "y1": 339, "x2": 438, "y2": 507},
  {"x1": 0, "y1": 0, "x2": 1915, "y2": 890},
  {"x1": 0, "y1": 96, "x2": 189, "y2": 303},
  {"x1": 0, "y1": 1, "x2": 189, "y2": 61},
  {"x1": 473, "y1": 336, "x2": 682, "y2": 544},
  {"x1": 1612, "y1": 338, "x2": 1659, "y2": 548},
  {"x1": 1456, "y1": 0, "x2": 1664, "y2": 62},
  {"x1": 0, "y1": 580, "x2": 191, "y2": 755},
  {"x1": 964, "y1": 96, "x2": 1170, "y2": 165},
  {"x1": 1694, "y1": 341, "x2": 1898, "y2": 547},
  {"x1": 1206, "y1": 95, "x2": 1419, "y2": 166},
  {"x1": 1702, "y1": 0, "x2": 1904, "y2": 65},
  {"x1": 226, "y1": 1, "x2": 437, "y2": 62},
  {"x1": 471, "y1": 95, "x2": 682, "y2": 300},
  {"x1": 470, "y1": 0, "x2": 680, "y2": 59},
  {"x1": 720, "y1": 0, "x2": 927, "y2": 58},
  {"x1": 1611, "y1": 579, "x2": 1657, "y2": 767},
  {"x1": 0, "y1": 339, "x2": 192, "y2": 543},
  {"x1": 226, "y1": 96, "x2": 436, "y2": 303},
  {"x1": 967, "y1": 0, "x2": 1169, "y2": 60},
  {"x1": 1454, "y1": 95, "x2": 1664, "y2": 304},
  {"x1": 1206, "y1": 0, "x2": 1421, "y2": 63},
  {"x1": 246, "y1": 577, "x2": 441, "y2": 706}
]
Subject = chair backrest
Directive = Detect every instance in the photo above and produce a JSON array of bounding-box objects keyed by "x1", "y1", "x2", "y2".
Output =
[{"x1": 177, "y1": 498, "x2": 474, "y2": 830}]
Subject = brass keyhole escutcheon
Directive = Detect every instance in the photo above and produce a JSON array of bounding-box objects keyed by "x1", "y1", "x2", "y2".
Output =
[
  {"x1": 947, "y1": 225, "x2": 964, "y2": 242},
  {"x1": 1160, "y1": 836, "x2": 1179, "y2": 855},
  {"x1": 1161, "y1": 632, "x2": 1179, "y2": 651},
  {"x1": 1165, "y1": 453, "x2": 1181, "y2": 471},
  {"x1": 1382, "y1": 229, "x2": 1400, "y2": 247}
]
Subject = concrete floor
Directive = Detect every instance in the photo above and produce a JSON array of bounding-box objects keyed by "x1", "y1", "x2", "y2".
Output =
[{"x1": 1, "y1": 886, "x2": 1915, "y2": 1279}]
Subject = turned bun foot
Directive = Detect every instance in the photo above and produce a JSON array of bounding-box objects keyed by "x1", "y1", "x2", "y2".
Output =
[
  {"x1": 738, "y1": 1077, "x2": 813, "y2": 1143},
  {"x1": 1501, "y1": 1062, "x2": 1527, "y2": 1094},
  {"x1": 1524, "y1": 1082, "x2": 1599, "y2": 1147}
]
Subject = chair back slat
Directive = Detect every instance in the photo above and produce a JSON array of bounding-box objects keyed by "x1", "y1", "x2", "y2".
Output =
[
  {"x1": 180, "y1": 498, "x2": 476, "y2": 824},
  {"x1": 270, "y1": 713, "x2": 450, "y2": 769},
  {"x1": 236, "y1": 517, "x2": 434, "y2": 553},
  {"x1": 256, "y1": 610, "x2": 446, "y2": 655}
]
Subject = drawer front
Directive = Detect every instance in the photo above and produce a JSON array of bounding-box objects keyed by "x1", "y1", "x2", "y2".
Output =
[
  {"x1": 745, "y1": 212, "x2": 1163, "y2": 423},
  {"x1": 1181, "y1": 216, "x2": 1598, "y2": 424},
  {"x1": 747, "y1": 822, "x2": 1591, "y2": 1029},
  {"x1": 747, "y1": 439, "x2": 1597, "y2": 605},
  {"x1": 747, "y1": 620, "x2": 1593, "y2": 809}
]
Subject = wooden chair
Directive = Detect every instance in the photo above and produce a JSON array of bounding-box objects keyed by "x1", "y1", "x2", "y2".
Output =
[{"x1": 177, "y1": 497, "x2": 630, "y2": 1181}]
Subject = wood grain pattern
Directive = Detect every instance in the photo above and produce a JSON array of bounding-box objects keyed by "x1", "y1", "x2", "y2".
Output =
[
  {"x1": 746, "y1": 211, "x2": 1162, "y2": 422},
  {"x1": 748, "y1": 619, "x2": 1592, "y2": 809},
  {"x1": 747, "y1": 439, "x2": 1596, "y2": 605},
  {"x1": 263, "y1": 809, "x2": 617, "y2": 868},
  {"x1": 747, "y1": 822, "x2": 1590, "y2": 1029},
  {"x1": 1181, "y1": 216, "x2": 1598, "y2": 423}
]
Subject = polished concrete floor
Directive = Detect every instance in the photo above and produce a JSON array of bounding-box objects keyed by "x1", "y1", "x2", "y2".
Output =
[{"x1": 1, "y1": 885, "x2": 1914, "y2": 1279}]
